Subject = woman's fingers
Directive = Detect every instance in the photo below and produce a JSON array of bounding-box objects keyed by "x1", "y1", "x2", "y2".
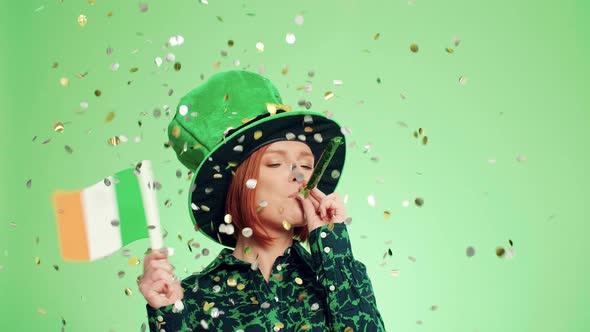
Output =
[
  {"x1": 145, "y1": 268, "x2": 175, "y2": 283},
  {"x1": 145, "y1": 259, "x2": 175, "y2": 275},
  {"x1": 142, "y1": 279, "x2": 183, "y2": 309},
  {"x1": 143, "y1": 252, "x2": 167, "y2": 270}
]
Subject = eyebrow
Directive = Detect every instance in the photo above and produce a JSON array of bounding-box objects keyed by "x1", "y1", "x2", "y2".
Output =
[{"x1": 264, "y1": 150, "x2": 314, "y2": 158}]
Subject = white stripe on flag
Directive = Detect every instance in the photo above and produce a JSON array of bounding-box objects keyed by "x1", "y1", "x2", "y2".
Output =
[
  {"x1": 137, "y1": 160, "x2": 163, "y2": 250},
  {"x1": 81, "y1": 177, "x2": 122, "y2": 260}
]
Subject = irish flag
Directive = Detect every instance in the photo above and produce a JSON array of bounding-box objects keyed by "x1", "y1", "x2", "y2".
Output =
[{"x1": 52, "y1": 160, "x2": 163, "y2": 262}]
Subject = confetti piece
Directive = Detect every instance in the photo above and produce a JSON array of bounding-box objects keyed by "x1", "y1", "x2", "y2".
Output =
[
  {"x1": 445, "y1": 47, "x2": 454, "y2": 54},
  {"x1": 453, "y1": 36, "x2": 461, "y2": 47},
  {"x1": 410, "y1": 43, "x2": 419, "y2": 53},
  {"x1": 282, "y1": 220, "x2": 292, "y2": 231},
  {"x1": 368, "y1": 195, "x2": 376, "y2": 207},
  {"x1": 139, "y1": 3, "x2": 148, "y2": 12},
  {"x1": 110, "y1": 63, "x2": 120, "y2": 71},
  {"x1": 242, "y1": 227, "x2": 253, "y2": 238},
  {"x1": 60, "y1": 77, "x2": 69, "y2": 87},
  {"x1": 77, "y1": 14, "x2": 87, "y2": 27},
  {"x1": 516, "y1": 155, "x2": 527, "y2": 162},
  {"x1": 466, "y1": 246, "x2": 475, "y2": 257},
  {"x1": 295, "y1": 15, "x2": 304, "y2": 25},
  {"x1": 54, "y1": 122, "x2": 64, "y2": 133},
  {"x1": 459, "y1": 75, "x2": 469, "y2": 85},
  {"x1": 374, "y1": 32, "x2": 380, "y2": 40},
  {"x1": 107, "y1": 136, "x2": 121, "y2": 146},
  {"x1": 64, "y1": 145, "x2": 73, "y2": 154},
  {"x1": 38, "y1": 308, "x2": 47, "y2": 315},
  {"x1": 246, "y1": 179, "x2": 257, "y2": 189},
  {"x1": 128, "y1": 257, "x2": 140, "y2": 266},
  {"x1": 168, "y1": 35, "x2": 184, "y2": 46},
  {"x1": 26, "y1": 179, "x2": 32, "y2": 189},
  {"x1": 324, "y1": 91, "x2": 334, "y2": 100},
  {"x1": 496, "y1": 247, "x2": 505, "y2": 257},
  {"x1": 286, "y1": 33, "x2": 296, "y2": 44},
  {"x1": 105, "y1": 112, "x2": 115, "y2": 122},
  {"x1": 174, "y1": 62, "x2": 182, "y2": 71},
  {"x1": 390, "y1": 270, "x2": 400, "y2": 278},
  {"x1": 414, "y1": 197, "x2": 424, "y2": 206},
  {"x1": 383, "y1": 211, "x2": 391, "y2": 219},
  {"x1": 125, "y1": 288, "x2": 132, "y2": 296}
]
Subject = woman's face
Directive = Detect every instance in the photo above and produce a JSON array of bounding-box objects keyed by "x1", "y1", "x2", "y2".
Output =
[{"x1": 255, "y1": 140, "x2": 315, "y2": 233}]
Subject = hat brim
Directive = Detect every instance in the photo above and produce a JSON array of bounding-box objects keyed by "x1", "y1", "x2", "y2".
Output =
[{"x1": 187, "y1": 110, "x2": 346, "y2": 248}]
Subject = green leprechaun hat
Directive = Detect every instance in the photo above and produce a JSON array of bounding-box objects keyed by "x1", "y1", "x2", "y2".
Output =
[{"x1": 167, "y1": 70, "x2": 346, "y2": 248}]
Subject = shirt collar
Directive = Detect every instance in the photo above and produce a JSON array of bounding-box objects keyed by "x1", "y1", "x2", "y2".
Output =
[{"x1": 198, "y1": 240, "x2": 312, "y2": 276}]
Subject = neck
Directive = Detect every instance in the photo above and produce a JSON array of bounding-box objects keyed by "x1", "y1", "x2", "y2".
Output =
[{"x1": 232, "y1": 230, "x2": 294, "y2": 283}]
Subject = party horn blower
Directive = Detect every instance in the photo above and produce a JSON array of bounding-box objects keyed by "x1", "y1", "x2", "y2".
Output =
[{"x1": 299, "y1": 136, "x2": 344, "y2": 198}]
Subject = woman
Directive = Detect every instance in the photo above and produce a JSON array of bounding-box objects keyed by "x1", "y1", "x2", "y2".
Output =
[{"x1": 139, "y1": 70, "x2": 386, "y2": 331}]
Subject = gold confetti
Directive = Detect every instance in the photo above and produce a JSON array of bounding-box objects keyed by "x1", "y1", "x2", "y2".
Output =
[
  {"x1": 128, "y1": 256, "x2": 140, "y2": 266},
  {"x1": 52, "y1": 62, "x2": 59, "y2": 69},
  {"x1": 295, "y1": 277, "x2": 303, "y2": 285},
  {"x1": 94, "y1": 89, "x2": 102, "y2": 97},
  {"x1": 228, "y1": 40, "x2": 234, "y2": 47},
  {"x1": 38, "y1": 308, "x2": 47, "y2": 315},
  {"x1": 130, "y1": 67, "x2": 139, "y2": 73},
  {"x1": 324, "y1": 91, "x2": 334, "y2": 100},
  {"x1": 445, "y1": 47, "x2": 454, "y2": 54},
  {"x1": 422, "y1": 136, "x2": 428, "y2": 145},
  {"x1": 254, "y1": 130, "x2": 263, "y2": 140},
  {"x1": 281, "y1": 66, "x2": 289, "y2": 75},
  {"x1": 77, "y1": 14, "x2": 87, "y2": 27},
  {"x1": 54, "y1": 121, "x2": 65, "y2": 133},
  {"x1": 60, "y1": 77, "x2": 70, "y2": 87},
  {"x1": 107, "y1": 136, "x2": 121, "y2": 146},
  {"x1": 237, "y1": 283, "x2": 245, "y2": 290},
  {"x1": 374, "y1": 33, "x2": 380, "y2": 40},
  {"x1": 224, "y1": 214, "x2": 232, "y2": 224},
  {"x1": 227, "y1": 277, "x2": 237, "y2": 287},
  {"x1": 125, "y1": 288, "x2": 132, "y2": 296},
  {"x1": 171, "y1": 126, "x2": 181, "y2": 138},
  {"x1": 35, "y1": 257, "x2": 41, "y2": 265},
  {"x1": 344, "y1": 327, "x2": 354, "y2": 332},
  {"x1": 414, "y1": 197, "x2": 424, "y2": 206},
  {"x1": 282, "y1": 220, "x2": 292, "y2": 231},
  {"x1": 203, "y1": 301, "x2": 215, "y2": 311},
  {"x1": 410, "y1": 43, "x2": 419, "y2": 53},
  {"x1": 88, "y1": 0, "x2": 95, "y2": 4},
  {"x1": 496, "y1": 247, "x2": 505, "y2": 257},
  {"x1": 383, "y1": 211, "x2": 391, "y2": 219},
  {"x1": 102, "y1": 112, "x2": 117, "y2": 124},
  {"x1": 174, "y1": 62, "x2": 182, "y2": 71}
]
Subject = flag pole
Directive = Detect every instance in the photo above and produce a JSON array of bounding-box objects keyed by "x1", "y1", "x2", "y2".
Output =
[{"x1": 137, "y1": 160, "x2": 183, "y2": 311}]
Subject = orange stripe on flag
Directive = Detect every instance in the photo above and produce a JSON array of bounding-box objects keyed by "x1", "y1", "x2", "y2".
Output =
[{"x1": 52, "y1": 191, "x2": 90, "y2": 261}]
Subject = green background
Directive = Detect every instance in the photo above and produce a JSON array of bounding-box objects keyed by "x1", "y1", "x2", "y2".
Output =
[{"x1": 2, "y1": 0, "x2": 589, "y2": 331}]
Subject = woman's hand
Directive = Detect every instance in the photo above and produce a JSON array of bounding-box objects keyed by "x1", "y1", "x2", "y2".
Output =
[
  {"x1": 138, "y1": 250, "x2": 184, "y2": 309},
  {"x1": 293, "y1": 186, "x2": 348, "y2": 233}
]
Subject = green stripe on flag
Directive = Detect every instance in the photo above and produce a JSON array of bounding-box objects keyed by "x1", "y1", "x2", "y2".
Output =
[{"x1": 113, "y1": 168, "x2": 149, "y2": 246}]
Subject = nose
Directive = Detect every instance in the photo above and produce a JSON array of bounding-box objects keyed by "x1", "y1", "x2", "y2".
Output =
[{"x1": 290, "y1": 165, "x2": 306, "y2": 183}]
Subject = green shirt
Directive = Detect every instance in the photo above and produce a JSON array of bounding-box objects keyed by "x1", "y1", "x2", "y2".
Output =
[{"x1": 146, "y1": 223, "x2": 386, "y2": 331}]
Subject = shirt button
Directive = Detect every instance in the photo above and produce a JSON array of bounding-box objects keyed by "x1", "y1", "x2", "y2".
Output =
[
  {"x1": 324, "y1": 246, "x2": 331, "y2": 253},
  {"x1": 320, "y1": 231, "x2": 327, "y2": 238}
]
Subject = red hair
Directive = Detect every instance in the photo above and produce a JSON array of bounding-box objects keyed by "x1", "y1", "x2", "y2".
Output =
[{"x1": 225, "y1": 144, "x2": 309, "y2": 248}]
